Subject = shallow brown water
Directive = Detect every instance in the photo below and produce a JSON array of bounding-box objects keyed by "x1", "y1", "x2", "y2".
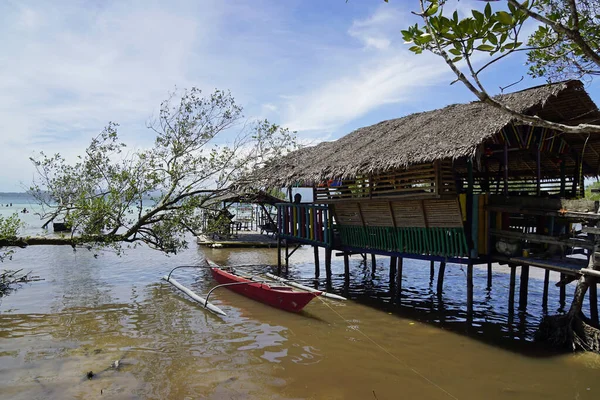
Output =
[{"x1": 1, "y1": 241, "x2": 600, "y2": 399}]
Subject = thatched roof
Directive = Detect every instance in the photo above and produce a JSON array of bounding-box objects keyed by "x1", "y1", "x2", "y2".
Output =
[
  {"x1": 206, "y1": 190, "x2": 283, "y2": 207},
  {"x1": 257, "y1": 80, "x2": 600, "y2": 186}
]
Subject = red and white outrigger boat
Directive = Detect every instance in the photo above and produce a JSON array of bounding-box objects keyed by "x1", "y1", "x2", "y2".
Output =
[
  {"x1": 162, "y1": 259, "x2": 346, "y2": 317},
  {"x1": 207, "y1": 259, "x2": 321, "y2": 313}
]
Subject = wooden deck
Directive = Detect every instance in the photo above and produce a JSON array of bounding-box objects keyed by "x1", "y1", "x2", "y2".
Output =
[{"x1": 196, "y1": 231, "x2": 278, "y2": 248}]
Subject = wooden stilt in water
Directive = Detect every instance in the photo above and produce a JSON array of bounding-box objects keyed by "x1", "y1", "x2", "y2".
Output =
[
  {"x1": 343, "y1": 253, "x2": 350, "y2": 291},
  {"x1": 285, "y1": 241, "x2": 289, "y2": 273},
  {"x1": 590, "y1": 281, "x2": 598, "y2": 326},
  {"x1": 542, "y1": 269, "x2": 550, "y2": 310},
  {"x1": 313, "y1": 246, "x2": 320, "y2": 278},
  {"x1": 429, "y1": 260, "x2": 435, "y2": 282},
  {"x1": 560, "y1": 273, "x2": 566, "y2": 309},
  {"x1": 467, "y1": 262, "x2": 474, "y2": 319},
  {"x1": 519, "y1": 265, "x2": 530, "y2": 311},
  {"x1": 437, "y1": 261, "x2": 446, "y2": 295},
  {"x1": 397, "y1": 258, "x2": 403, "y2": 300},
  {"x1": 487, "y1": 262, "x2": 492, "y2": 289},
  {"x1": 343, "y1": 253, "x2": 350, "y2": 279},
  {"x1": 325, "y1": 248, "x2": 332, "y2": 280},
  {"x1": 389, "y1": 256, "x2": 397, "y2": 284},
  {"x1": 371, "y1": 254, "x2": 377, "y2": 274},
  {"x1": 277, "y1": 236, "x2": 282, "y2": 275},
  {"x1": 508, "y1": 264, "x2": 516, "y2": 314}
]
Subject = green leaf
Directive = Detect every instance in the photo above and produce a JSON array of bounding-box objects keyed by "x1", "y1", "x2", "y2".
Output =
[
  {"x1": 448, "y1": 48, "x2": 462, "y2": 56},
  {"x1": 484, "y1": 2, "x2": 492, "y2": 19},
  {"x1": 472, "y1": 10, "x2": 484, "y2": 24},
  {"x1": 400, "y1": 30, "x2": 412, "y2": 42},
  {"x1": 496, "y1": 11, "x2": 513, "y2": 25},
  {"x1": 487, "y1": 32, "x2": 498, "y2": 45},
  {"x1": 408, "y1": 45, "x2": 421, "y2": 53},
  {"x1": 425, "y1": 3, "x2": 439, "y2": 17},
  {"x1": 476, "y1": 44, "x2": 495, "y2": 52},
  {"x1": 451, "y1": 56, "x2": 463, "y2": 63}
]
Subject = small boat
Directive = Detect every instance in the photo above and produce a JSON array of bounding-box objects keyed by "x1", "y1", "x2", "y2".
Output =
[{"x1": 207, "y1": 260, "x2": 321, "y2": 312}]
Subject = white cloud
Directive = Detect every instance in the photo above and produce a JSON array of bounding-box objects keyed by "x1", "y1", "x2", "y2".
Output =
[
  {"x1": 282, "y1": 5, "x2": 452, "y2": 134},
  {"x1": 347, "y1": 5, "x2": 402, "y2": 50},
  {"x1": 0, "y1": 1, "x2": 229, "y2": 190}
]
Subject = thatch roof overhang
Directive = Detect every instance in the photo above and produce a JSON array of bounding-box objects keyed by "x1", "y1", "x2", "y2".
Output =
[
  {"x1": 257, "y1": 80, "x2": 600, "y2": 186},
  {"x1": 207, "y1": 190, "x2": 283, "y2": 207}
]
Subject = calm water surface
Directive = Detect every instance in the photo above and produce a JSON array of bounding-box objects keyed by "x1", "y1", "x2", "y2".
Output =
[{"x1": 1, "y1": 197, "x2": 599, "y2": 399}]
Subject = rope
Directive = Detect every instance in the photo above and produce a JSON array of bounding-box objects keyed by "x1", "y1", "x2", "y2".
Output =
[{"x1": 317, "y1": 296, "x2": 459, "y2": 400}]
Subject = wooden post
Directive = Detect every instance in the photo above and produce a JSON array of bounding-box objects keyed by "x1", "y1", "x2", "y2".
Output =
[
  {"x1": 371, "y1": 254, "x2": 377, "y2": 274},
  {"x1": 536, "y1": 147, "x2": 541, "y2": 196},
  {"x1": 389, "y1": 256, "x2": 397, "y2": 284},
  {"x1": 313, "y1": 246, "x2": 320, "y2": 278},
  {"x1": 572, "y1": 155, "x2": 580, "y2": 197},
  {"x1": 277, "y1": 236, "x2": 282, "y2": 275},
  {"x1": 437, "y1": 261, "x2": 446, "y2": 295},
  {"x1": 560, "y1": 158, "x2": 566, "y2": 197},
  {"x1": 503, "y1": 142, "x2": 509, "y2": 196},
  {"x1": 285, "y1": 241, "x2": 289, "y2": 273},
  {"x1": 519, "y1": 265, "x2": 529, "y2": 311},
  {"x1": 344, "y1": 253, "x2": 350, "y2": 280},
  {"x1": 590, "y1": 281, "x2": 598, "y2": 326},
  {"x1": 508, "y1": 264, "x2": 516, "y2": 314},
  {"x1": 542, "y1": 269, "x2": 550, "y2": 310},
  {"x1": 560, "y1": 272, "x2": 566, "y2": 309},
  {"x1": 397, "y1": 258, "x2": 403, "y2": 300},
  {"x1": 466, "y1": 159, "x2": 474, "y2": 255},
  {"x1": 467, "y1": 262, "x2": 474, "y2": 319},
  {"x1": 325, "y1": 248, "x2": 332, "y2": 280},
  {"x1": 487, "y1": 262, "x2": 492, "y2": 289},
  {"x1": 429, "y1": 260, "x2": 435, "y2": 282}
]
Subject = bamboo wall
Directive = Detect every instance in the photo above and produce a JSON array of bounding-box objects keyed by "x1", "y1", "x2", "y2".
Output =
[{"x1": 315, "y1": 161, "x2": 456, "y2": 202}]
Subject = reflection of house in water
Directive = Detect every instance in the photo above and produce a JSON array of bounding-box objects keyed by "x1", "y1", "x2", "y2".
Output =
[
  {"x1": 197, "y1": 190, "x2": 282, "y2": 248},
  {"x1": 256, "y1": 80, "x2": 600, "y2": 339}
]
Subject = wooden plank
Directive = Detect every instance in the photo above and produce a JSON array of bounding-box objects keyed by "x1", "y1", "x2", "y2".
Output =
[
  {"x1": 490, "y1": 228, "x2": 594, "y2": 250},
  {"x1": 488, "y1": 195, "x2": 596, "y2": 213},
  {"x1": 392, "y1": 200, "x2": 426, "y2": 228},
  {"x1": 423, "y1": 199, "x2": 463, "y2": 228},
  {"x1": 485, "y1": 205, "x2": 600, "y2": 221},
  {"x1": 583, "y1": 227, "x2": 600, "y2": 235},
  {"x1": 387, "y1": 201, "x2": 397, "y2": 228}
]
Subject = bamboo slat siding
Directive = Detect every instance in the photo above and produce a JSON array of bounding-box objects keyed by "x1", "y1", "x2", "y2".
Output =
[
  {"x1": 314, "y1": 162, "x2": 456, "y2": 202},
  {"x1": 334, "y1": 199, "x2": 463, "y2": 229}
]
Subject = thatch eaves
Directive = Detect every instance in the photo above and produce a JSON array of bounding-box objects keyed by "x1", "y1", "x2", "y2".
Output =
[{"x1": 257, "y1": 80, "x2": 600, "y2": 186}]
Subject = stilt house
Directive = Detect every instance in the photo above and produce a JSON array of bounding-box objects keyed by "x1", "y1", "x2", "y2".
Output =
[{"x1": 257, "y1": 80, "x2": 600, "y2": 277}]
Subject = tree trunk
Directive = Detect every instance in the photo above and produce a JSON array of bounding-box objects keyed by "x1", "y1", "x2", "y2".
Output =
[{"x1": 536, "y1": 246, "x2": 600, "y2": 352}]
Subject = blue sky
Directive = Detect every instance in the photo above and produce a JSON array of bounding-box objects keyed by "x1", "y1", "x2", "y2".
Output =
[{"x1": 1, "y1": 0, "x2": 599, "y2": 191}]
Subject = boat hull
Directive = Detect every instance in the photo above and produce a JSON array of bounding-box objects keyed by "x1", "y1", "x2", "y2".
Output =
[{"x1": 209, "y1": 267, "x2": 320, "y2": 312}]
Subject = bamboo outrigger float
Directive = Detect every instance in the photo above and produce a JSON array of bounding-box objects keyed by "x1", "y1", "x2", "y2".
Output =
[{"x1": 161, "y1": 274, "x2": 227, "y2": 316}]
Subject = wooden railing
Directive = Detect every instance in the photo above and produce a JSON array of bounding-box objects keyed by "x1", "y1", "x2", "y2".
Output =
[
  {"x1": 277, "y1": 203, "x2": 332, "y2": 247},
  {"x1": 336, "y1": 225, "x2": 469, "y2": 257}
]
